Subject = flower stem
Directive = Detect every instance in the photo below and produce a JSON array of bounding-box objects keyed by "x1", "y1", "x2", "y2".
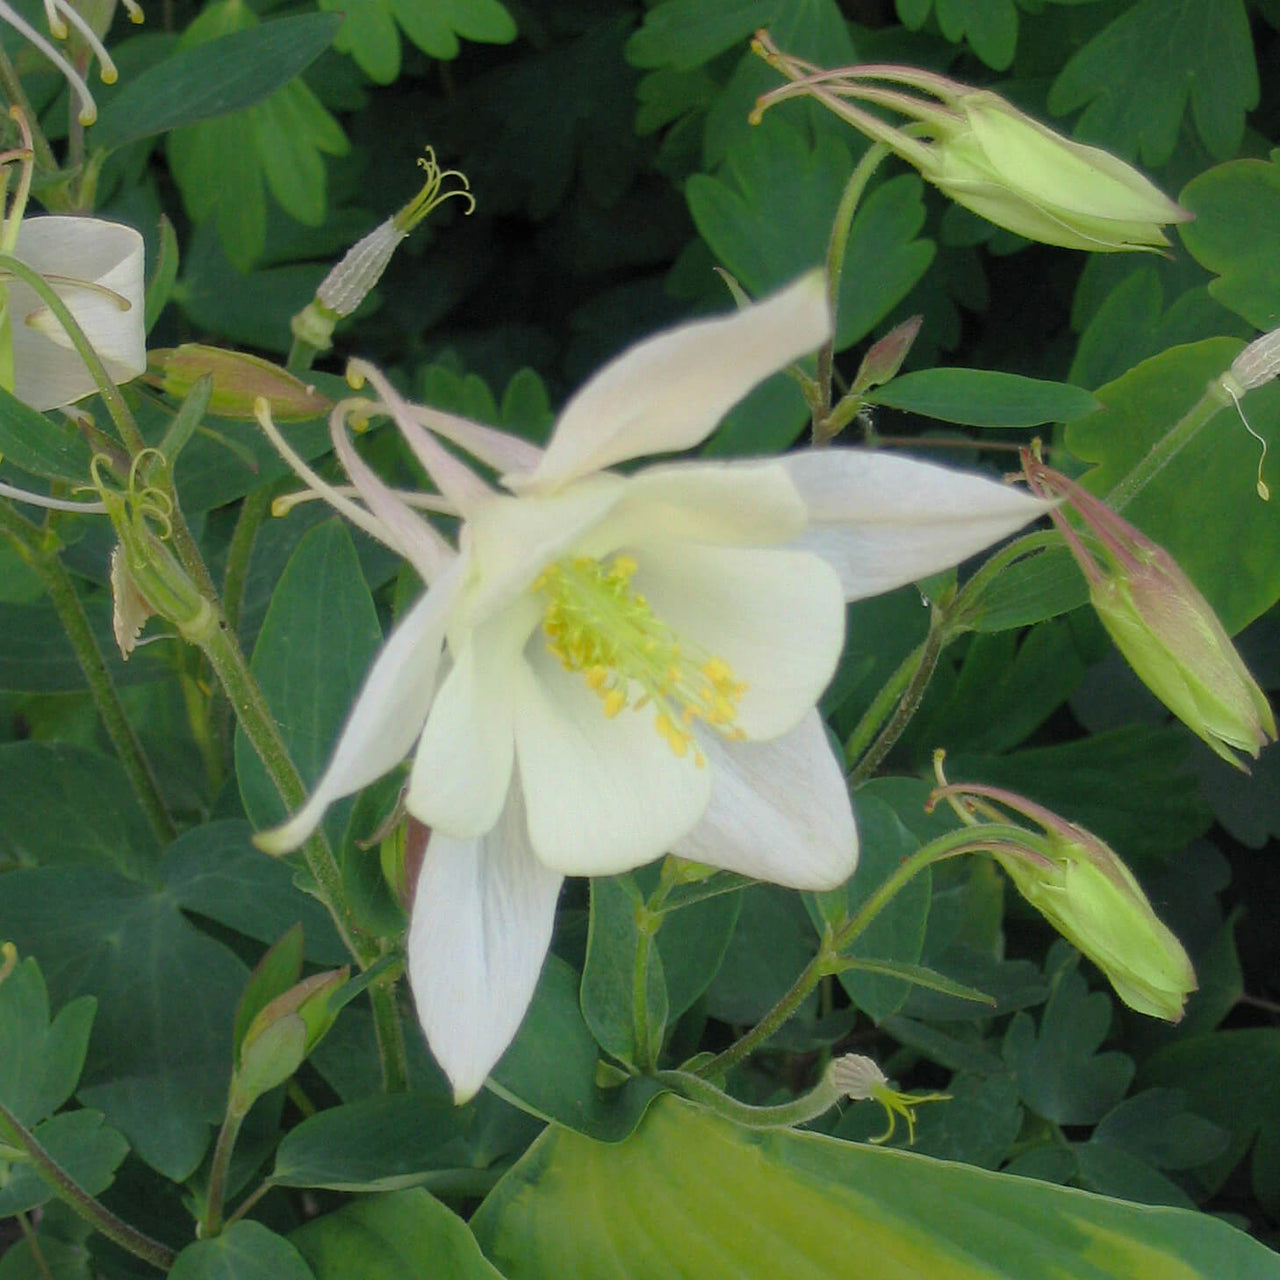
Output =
[
  {"x1": 200, "y1": 1103, "x2": 246, "y2": 1239},
  {"x1": 813, "y1": 142, "x2": 890, "y2": 442},
  {"x1": 221, "y1": 484, "x2": 274, "y2": 634},
  {"x1": 847, "y1": 603, "x2": 948, "y2": 784},
  {"x1": 655, "y1": 1068, "x2": 842, "y2": 1129},
  {"x1": 369, "y1": 976, "x2": 409, "y2": 1093},
  {"x1": 0, "y1": 501, "x2": 176, "y2": 846},
  {"x1": 0, "y1": 1100, "x2": 176, "y2": 1272},
  {"x1": 1105, "y1": 384, "x2": 1227, "y2": 513}
]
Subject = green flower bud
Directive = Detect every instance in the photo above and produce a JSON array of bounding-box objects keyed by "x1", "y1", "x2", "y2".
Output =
[
  {"x1": 148, "y1": 345, "x2": 332, "y2": 421},
  {"x1": 234, "y1": 967, "x2": 348, "y2": 1106},
  {"x1": 930, "y1": 775, "x2": 1196, "y2": 1022},
  {"x1": 751, "y1": 35, "x2": 1189, "y2": 253},
  {"x1": 1026, "y1": 457, "x2": 1276, "y2": 768}
]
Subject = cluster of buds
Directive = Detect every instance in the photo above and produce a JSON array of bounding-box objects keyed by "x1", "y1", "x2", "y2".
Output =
[
  {"x1": 1024, "y1": 454, "x2": 1275, "y2": 768},
  {"x1": 929, "y1": 759, "x2": 1196, "y2": 1022},
  {"x1": 751, "y1": 31, "x2": 1189, "y2": 253}
]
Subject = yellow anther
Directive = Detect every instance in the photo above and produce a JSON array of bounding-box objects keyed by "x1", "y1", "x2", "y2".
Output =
[{"x1": 534, "y1": 552, "x2": 746, "y2": 760}]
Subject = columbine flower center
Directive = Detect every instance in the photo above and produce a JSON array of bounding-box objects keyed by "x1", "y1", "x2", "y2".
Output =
[{"x1": 533, "y1": 554, "x2": 747, "y2": 763}]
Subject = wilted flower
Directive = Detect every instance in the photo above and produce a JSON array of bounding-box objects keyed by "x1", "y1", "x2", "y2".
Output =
[
  {"x1": 829, "y1": 1055, "x2": 949, "y2": 1144},
  {"x1": 751, "y1": 32, "x2": 1189, "y2": 253},
  {"x1": 253, "y1": 272, "x2": 1051, "y2": 1100},
  {"x1": 3, "y1": 215, "x2": 146, "y2": 410},
  {"x1": 929, "y1": 770, "x2": 1196, "y2": 1022},
  {"x1": 1025, "y1": 456, "x2": 1275, "y2": 768}
]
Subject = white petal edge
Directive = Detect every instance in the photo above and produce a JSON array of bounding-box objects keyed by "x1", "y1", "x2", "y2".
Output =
[
  {"x1": 408, "y1": 603, "x2": 534, "y2": 838},
  {"x1": 629, "y1": 542, "x2": 846, "y2": 741},
  {"x1": 675, "y1": 710, "x2": 858, "y2": 890},
  {"x1": 510, "y1": 271, "x2": 831, "y2": 494},
  {"x1": 779, "y1": 450, "x2": 1053, "y2": 601},
  {"x1": 255, "y1": 560, "x2": 464, "y2": 855},
  {"x1": 513, "y1": 645, "x2": 712, "y2": 876},
  {"x1": 11, "y1": 217, "x2": 145, "y2": 411},
  {"x1": 407, "y1": 778, "x2": 563, "y2": 1103}
]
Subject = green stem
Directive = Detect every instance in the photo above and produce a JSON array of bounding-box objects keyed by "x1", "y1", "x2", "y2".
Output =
[
  {"x1": 223, "y1": 1179, "x2": 273, "y2": 1230},
  {"x1": 655, "y1": 1068, "x2": 842, "y2": 1129},
  {"x1": 198, "y1": 619, "x2": 373, "y2": 965},
  {"x1": 286, "y1": 335, "x2": 324, "y2": 376},
  {"x1": 0, "y1": 1100, "x2": 177, "y2": 1272},
  {"x1": 0, "y1": 253, "x2": 143, "y2": 455},
  {"x1": 16, "y1": 1212, "x2": 54, "y2": 1280},
  {"x1": 843, "y1": 639, "x2": 923, "y2": 769},
  {"x1": 369, "y1": 977, "x2": 409, "y2": 1093},
  {"x1": 1105, "y1": 384, "x2": 1226, "y2": 513},
  {"x1": 847, "y1": 604, "x2": 948, "y2": 784},
  {"x1": 632, "y1": 918, "x2": 658, "y2": 1072},
  {"x1": 0, "y1": 502, "x2": 176, "y2": 846},
  {"x1": 222, "y1": 484, "x2": 273, "y2": 634},
  {"x1": 200, "y1": 1103, "x2": 246, "y2": 1238},
  {"x1": 813, "y1": 142, "x2": 890, "y2": 443}
]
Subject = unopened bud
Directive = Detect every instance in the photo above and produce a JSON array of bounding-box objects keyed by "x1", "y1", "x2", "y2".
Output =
[
  {"x1": 234, "y1": 967, "x2": 348, "y2": 1106},
  {"x1": 930, "y1": 773, "x2": 1196, "y2": 1022},
  {"x1": 850, "y1": 315, "x2": 922, "y2": 394},
  {"x1": 148, "y1": 345, "x2": 332, "y2": 421},
  {"x1": 751, "y1": 37, "x2": 1189, "y2": 253},
  {"x1": 1025, "y1": 457, "x2": 1275, "y2": 768}
]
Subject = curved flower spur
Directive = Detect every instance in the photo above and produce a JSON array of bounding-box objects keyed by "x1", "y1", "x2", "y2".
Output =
[{"x1": 253, "y1": 272, "x2": 1053, "y2": 1100}]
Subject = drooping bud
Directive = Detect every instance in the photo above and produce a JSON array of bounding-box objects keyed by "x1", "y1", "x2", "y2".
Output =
[
  {"x1": 1025, "y1": 456, "x2": 1275, "y2": 768},
  {"x1": 849, "y1": 315, "x2": 922, "y2": 396},
  {"x1": 291, "y1": 148, "x2": 474, "y2": 354},
  {"x1": 148, "y1": 345, "x2": 332, "y2": 421},
  {"x1": 828, "y1": 1054, "x2": 950, "y2": 1144},
  {"x1": 929, "y1": 770, "x2": 1196, "y2": 1022},
  {"x1": 751, "y1": 34, "x2": 1189, "y2": 253}
]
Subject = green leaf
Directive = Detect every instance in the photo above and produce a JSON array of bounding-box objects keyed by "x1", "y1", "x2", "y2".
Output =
[
  {"x1": 1047, "y1": 0, "x2": 1257, "y2": 164},
  {"x1": 626, "y1": 0, "x2": 775, "y2": 71},
  {"x1": 235, "y1": 520, "x2": 383, "y2": 834},
  {"x1": 144, "y1": 214, "x2": 180, "y2": 333},
  {"x1": 293, "y1": 1189, "x2": 503, "y2": 1278},
  {"x1": 161, "y1": 821, "x2": 349, "y2": 966},
  {"x1": 1178, "y1": 158, "x2": 1280, "y2": 330},
  {"x1": 903, "y1": 1073, "x2": 1023, "y2": 1169},
  {"x1": 0, "y1": 1110, "x2": 128, "y2": 1217},
  {"x1": 949, "y1": 725, "x2": 1213, "y2": 862},
  {"x1": 837, "y1": 958, "x2": 995, "y2": 1007},
  {"x1": 814, "y1": 795, "x2": 931, "y2": 1022},
  {"x1": 0, "y1": 958, "x2": 95, "y2": 1125},
  {"x1": 656, "y1": 886, "x2": 742, "y2": 1022},
  {"x1": 688, "y1": 117, "x2": 934, "y2": 349},
  {"x1": 470, "y1": 1094, "x2": 1280, "y2": 1279},
  {"x1": 489, "y1": 956, "x2": 663, "y2": 1141},
  {"x1": 965, "y1": 546, "x2": 1090, "y2": 633},
  {"x1": 271, "y1": 1089, "x2": 537, "y2": 1192},
  {"x1": 866, "y1": 368, "x2": 1100, "y2": 428},
  {"x1": 581, "y1": 876, "x2": 667, "y2": 1067},
  {"x1": 1065, "y1": 337, "x2": 1280, "y2": 632},
  {"x1": 168, "y1": 1221, "x2": 314, "y2": 1280},
  {"x1": 1003, "y1": 951, "x2": 1135, "y2": 1125},
  {"x1": 93, "y1": 13, "x2": 343, "y2": 151},
  {"x1": 1090, "y1": 1088, "x2": 1229, "y2": 1170},
  {"x1": 0, "y1": 387, "x2": 92, "y2": 481},
  {"x1": 0, "y1": 742, "x2": 161, "y2": 879},
  {"x1": 899, "y1": 0, "x2": 1019, "y2": 69},
  {"x1": 0, "y1": 1236, "x2": 90, "y2": 1280},
  {"x1": 0, "y1": 867, "x2": 247, "y2": 1180},
  {"x1": 1142, "y1": 1029, "x2": 1280, "y2": 1214},
  {"x1": 0, "y1": 597, "x2": 167, "y2": 693}
]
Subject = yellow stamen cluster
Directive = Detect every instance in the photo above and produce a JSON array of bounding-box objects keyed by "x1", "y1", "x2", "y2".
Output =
[{"x1": 534, "y1": 554, "x2": 747, "y2": 764}]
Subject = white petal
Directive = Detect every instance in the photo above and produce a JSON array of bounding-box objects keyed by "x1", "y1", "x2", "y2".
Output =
[
  {"x1": 780, "y1": 451, "x2": 1053, "y2": 600},
  {"x1": 407, "y1": 779, "x2": 563, "y2": 1103},
  {"x1": 460, "y1": 475, "x2": 626, "y2": 628},
  {"x1": 513, "y1": 645, "x2": 712, "y2": 875},
  {"x1": 675, "y1": 711, "x2": 858, "y2": 889},
  {"x1": 11, "y1": 217, "x2": 146, "y2": 411},
  {"x1": 576, "y1": 460, "x2": 808, "y2": 557},
  {"x1": 632, "y1": 543, "x2": 845, "y2": 741},
  {"x1": 412, "y1": 403, "x2": 544, "y2": 477},
  {"x1": 510, "y1": 272, "x2": 830, "y2": 493},
  {"x1": 255, "y1": 561, "x2": 463, "y2": 855},
  {"x1": 408, "y1": 602, "x2": 536, "y2": 838},
  {"x1": 329, "y1": 405, "x2": 454, "y2": 585}
]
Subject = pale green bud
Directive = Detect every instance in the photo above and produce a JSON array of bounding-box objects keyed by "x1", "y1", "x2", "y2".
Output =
[
  {"x1": 1026, "y1": 457, "x2": 1275, "y2": 768},
  {"x1": 148, "y1": 345, "x2": 332, "y2": 421}
]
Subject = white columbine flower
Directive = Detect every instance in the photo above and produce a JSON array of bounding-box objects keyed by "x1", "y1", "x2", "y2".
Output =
[
  {"x1": 6, "y1": 215, "x2": 147, "y2": 410},
  {"x1": 255, "y1": 272, "x2": 1051, "y2": 1101}
]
